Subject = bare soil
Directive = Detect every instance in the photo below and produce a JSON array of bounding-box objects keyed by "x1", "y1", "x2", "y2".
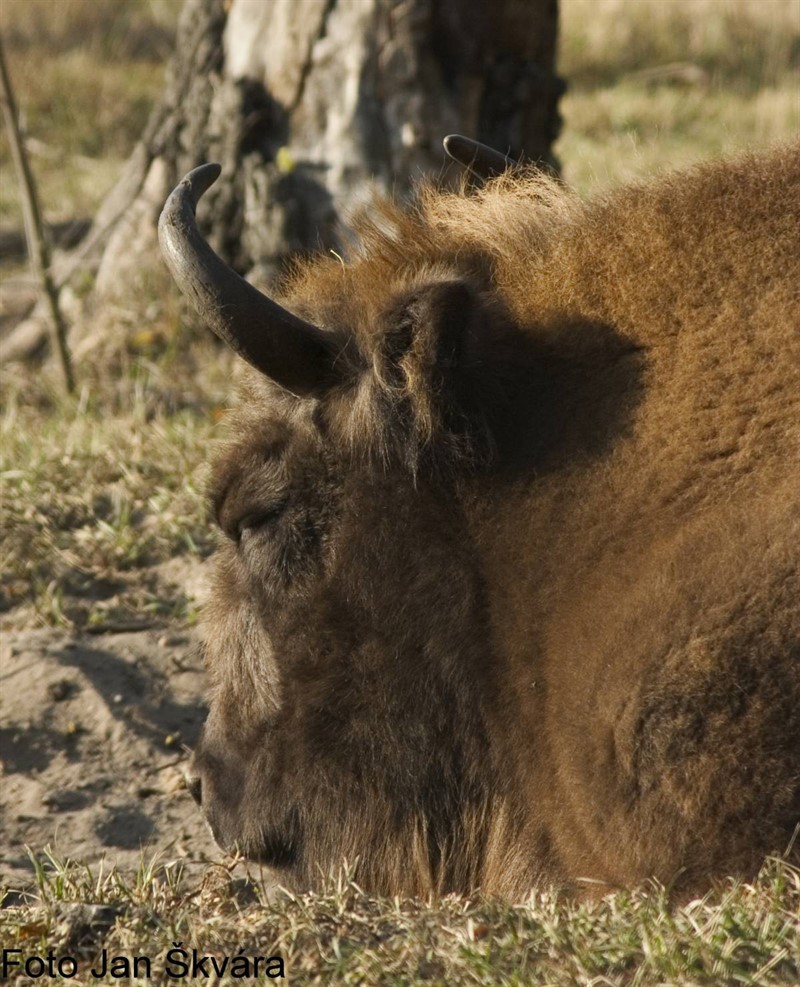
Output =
[{"x1": 0, "y1": 620, "x2": 221, "y2": 892}]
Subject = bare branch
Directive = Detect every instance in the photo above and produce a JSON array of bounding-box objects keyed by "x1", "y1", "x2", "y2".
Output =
[{"x1": 0, "y1": 35, "x2": 74, "y2": 392}]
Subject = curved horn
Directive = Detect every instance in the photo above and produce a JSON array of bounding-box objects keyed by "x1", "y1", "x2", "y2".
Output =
[
  {"x1": 158, "y1": 163, "x2": 335, "y2": 396},
  {"x1": 443, "y1": 134, "x2": 517, "y2": 179}
]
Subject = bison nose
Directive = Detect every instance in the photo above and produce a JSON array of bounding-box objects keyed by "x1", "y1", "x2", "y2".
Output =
[{"x1": 185, "y1": 769, "x2": 202, "y2": 805}]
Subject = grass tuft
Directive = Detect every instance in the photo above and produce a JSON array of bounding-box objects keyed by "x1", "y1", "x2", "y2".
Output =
[{"x1": 1, "y1": 851, "x2": 798, "y2": 985}]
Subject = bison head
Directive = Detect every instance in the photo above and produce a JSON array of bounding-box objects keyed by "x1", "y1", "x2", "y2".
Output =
[{"x1": 159, "y1": 157, "x2": 528, "y2": 895}]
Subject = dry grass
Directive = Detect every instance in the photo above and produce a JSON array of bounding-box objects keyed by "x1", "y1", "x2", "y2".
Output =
[
  {"x1": 557, "y1": 0, "x2": 800, "y2": 189},
  {"x1": 1, "y1": 850, "x2": 798, "y2": 985},
  {"x1": 560, "y1": 0, "x2": 799, "y2": 89},
  {"x1": 0, "y1": 351, "x2": 231, "y2": 632}
]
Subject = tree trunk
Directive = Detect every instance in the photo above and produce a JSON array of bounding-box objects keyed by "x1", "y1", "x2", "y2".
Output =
[{"x1": 2, "y1": 0, "x2": 562, "y2": 364}]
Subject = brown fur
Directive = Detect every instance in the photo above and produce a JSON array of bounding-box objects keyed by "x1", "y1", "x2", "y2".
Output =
[{"x1": 191, "y1": 143, "x2": 800, "y2": 898}]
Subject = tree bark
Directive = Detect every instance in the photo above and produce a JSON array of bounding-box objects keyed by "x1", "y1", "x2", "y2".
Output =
[{"x1": 3, "y1": 0, "x2": 562, "y2": 364}]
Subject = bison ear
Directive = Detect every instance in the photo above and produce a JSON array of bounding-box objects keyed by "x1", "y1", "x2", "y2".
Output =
[
  {"x1": 375, "y1": 280, "x2": 477, "y2": 394},
  {"x1": 358, "y1": 279, "x2": 500, "y2": 468}
]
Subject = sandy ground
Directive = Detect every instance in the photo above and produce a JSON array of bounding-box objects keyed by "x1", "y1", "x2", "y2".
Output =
[{"x1": 0, "y1": 625, "x2": 222, "y2": 892}]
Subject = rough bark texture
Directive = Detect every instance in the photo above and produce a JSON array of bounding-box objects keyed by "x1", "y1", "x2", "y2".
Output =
[{"x1": 2, "y1": 0, "x2": 562, "y2": 361}]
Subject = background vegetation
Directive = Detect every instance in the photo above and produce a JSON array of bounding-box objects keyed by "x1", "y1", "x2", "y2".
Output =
[
  {"x1": 1, "y1": 0, "x2": 799, "y2": 983},
  {"x1": 559, "y1": 0, "x2": 799, "y2": 187}
]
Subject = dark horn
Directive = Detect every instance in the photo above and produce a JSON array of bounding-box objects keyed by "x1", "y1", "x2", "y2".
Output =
[
  {"x1": 443, "y1": 134, "x2": 517, "y2": 179},
  {"x1": 158, "y1": 163, "x2": 335, "y2": 396}
]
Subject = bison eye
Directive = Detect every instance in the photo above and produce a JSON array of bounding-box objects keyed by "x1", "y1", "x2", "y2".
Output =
[{"x1": 234, "y1": 501, "x2": 288, "y2": 543}]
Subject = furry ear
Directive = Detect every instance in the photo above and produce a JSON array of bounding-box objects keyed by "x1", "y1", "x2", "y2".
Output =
[
  {"x1": 320, "y1": 278, "x2": 502, "y2": 472},
  {"x1": 374, "y1": 280, "x2": 475, "y2": 400},
  {"x1": 363, "y1": 279, "x2": 491, "y2": 469}
]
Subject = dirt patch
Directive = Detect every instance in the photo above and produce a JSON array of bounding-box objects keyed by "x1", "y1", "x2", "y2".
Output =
[{"x1": 0, "y1": 626, "x2": 221, "y2": 890}]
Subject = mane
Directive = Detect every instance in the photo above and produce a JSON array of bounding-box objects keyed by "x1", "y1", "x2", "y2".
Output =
[{"x1": 279, "y1": 166, "x2": 581, "y2": 334}]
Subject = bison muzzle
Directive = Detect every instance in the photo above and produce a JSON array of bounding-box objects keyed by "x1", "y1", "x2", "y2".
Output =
[{"x1": 159, "y1": 139, "x2": 800, "y2": 898}]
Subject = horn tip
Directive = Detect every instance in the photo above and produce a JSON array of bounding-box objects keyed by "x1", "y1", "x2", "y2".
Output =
[
  {"x1": 183, "y1": 162, "x2": 222, "y2": 203},
  {"x1": 158, "y1": 163, "x2": 223, "y2": 259},
  {"x1": 443, "y1": 134, "x2": 467, "y2": 159}
]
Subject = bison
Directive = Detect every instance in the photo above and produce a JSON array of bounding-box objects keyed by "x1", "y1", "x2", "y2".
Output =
[{"x1": 159, "y1": 139, "x2": 800, "y2": 898}]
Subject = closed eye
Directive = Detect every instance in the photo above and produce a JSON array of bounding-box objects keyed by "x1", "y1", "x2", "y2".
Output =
[{"x1": 234, "y1": 501, "x2": 288, "y2": 543}]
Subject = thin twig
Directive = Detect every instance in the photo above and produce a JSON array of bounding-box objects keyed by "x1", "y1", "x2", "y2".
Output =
[{"x1": 0, "y1": 34, "x2": 74, "y2": 392}]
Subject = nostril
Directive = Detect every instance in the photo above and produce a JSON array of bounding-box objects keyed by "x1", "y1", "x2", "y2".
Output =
[{"x1": 185, "y1": 771, "x2": 202, "y2": 805}]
